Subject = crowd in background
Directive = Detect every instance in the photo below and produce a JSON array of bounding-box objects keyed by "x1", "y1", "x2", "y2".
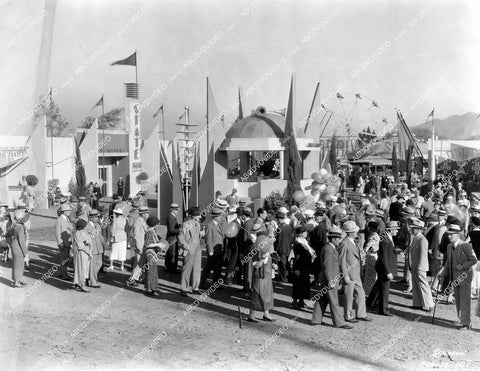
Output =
[{"x1": 2, "y1": 171, "x2": 480, "y2": 330}]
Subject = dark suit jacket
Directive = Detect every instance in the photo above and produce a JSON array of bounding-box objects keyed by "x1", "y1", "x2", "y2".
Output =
[
  {"x1": 443, "y1": 242, "x2": 477, "y2": 284},
  {"x1": 319, "y1": 242, "x2": 340, "y2": 285},
  {"x1": 205, "y1": 220, "x2": 224, "y2": 255},
  {"x1": 166, "y1": 212, "x2": 180, "y2": 242},
  {"x1": 274, "y1": 222, "x2": 294, "y2": 255},
  {"x1": 309, "y1": 221, "x2": 327, "y2": 255},
  {"x1": 375, "y1": 233, "x2": 397, "y2": 278}
]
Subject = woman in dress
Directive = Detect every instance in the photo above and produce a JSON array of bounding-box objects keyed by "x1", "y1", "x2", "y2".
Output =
[
  {"x1": 363, "y1": 221, "x2": 381, "y2": 296},
  {"x1": 247, "y1": 233, "x2": 275, "y2": 323},
  {"x1": 72, "y1": 219, "x2": 92, "y2": 292},
  {"x1": 143, "y1": 216, "x2": 165, "y2": 296},
  {"x1": 107, "y1": 208, "x2": 127, "y2": 271},
  {"x1": 291, "y1": 226, "x2": 315, "y2": 309},
  {"x1": 6, "y1": 209, "x2": 28, "y2": 287}
]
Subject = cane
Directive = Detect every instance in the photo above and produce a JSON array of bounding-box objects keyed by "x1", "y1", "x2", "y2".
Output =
[{"x1": 431, "y1": 281, "x2": 442, "y2": 324}]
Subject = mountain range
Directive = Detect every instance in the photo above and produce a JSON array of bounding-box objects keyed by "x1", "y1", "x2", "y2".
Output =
[{"x1": 410, "y1": 112, "x2": 480, "y2": 140}]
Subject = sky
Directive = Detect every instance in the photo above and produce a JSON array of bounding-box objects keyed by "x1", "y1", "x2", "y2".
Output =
[{"x1": 1, "y1": 0, "x2": 479, "y2": 139}]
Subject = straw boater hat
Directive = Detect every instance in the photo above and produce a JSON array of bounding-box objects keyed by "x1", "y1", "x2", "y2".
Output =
[
  {"x1": 402, "y1": 206, "x2": 415, "y2": 217},
  {"x1": 216, "y1": 199, "x2": 228, "y2": 209},
  {"x1": 376, "y1": 209, "x2": 385, "y2": 218},
  {"x1": 131, "y1": 201, "x2": 141, "y2": 210},
  {"x1": 304, "y1": 210, "x2": 315, "y2": 218},
  {"x1": 365, "y1": 210, "x2": 376, "y2": 217},
  {"x1": 437, "y1": 208, "x2": 447, "y2": 216},
  {"x1": 251, "y1": 223, "x2": 262, "y2": 234},
  {"x1": 59, "y1": 203, "x2": 71, "y2": 212},
  {"x1": 139, "y1": 206, "x2": 149, "y2": 214},
  {"x1": 210, "y1": 208, "x2": 222, "y2": 217},
  {"x1": 78, "y1": 196, "x2": 87, "y2": 201},
  {"x1": 342, "y1": 220, "x2": 359, "y2": 233},
  {"x1": 113, "y1": 208, "x2": 124, "y2": 215},
  {"x1": 243, "y1": 207, "x2": 252, "y2": 216},
  {"x1": 276, "y1": 207, "x2": 288, "y2": 218},
  {"x1": 327, "y1": 225, "x2": 343, "y2": 238},
  {"x1": 385, "y1": 221, "x2": 401, "y2": 230},
  {"x1": 169, "y1": 203, "x2": 179, "y2": 209},
  {"x1": 88, "y1": 209, "x2": 99, "y2": 217},
  {"x1": 445, "y1": 224, "x2": 462, "y2": 234},
  {"x1": 409, "y1": 218, "x2": 425, "y2": 229}
]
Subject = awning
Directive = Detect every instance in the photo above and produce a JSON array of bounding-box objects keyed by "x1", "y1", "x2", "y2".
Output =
[{"x1": 351, "y1": 155, "x2": 391, "y2": 166}]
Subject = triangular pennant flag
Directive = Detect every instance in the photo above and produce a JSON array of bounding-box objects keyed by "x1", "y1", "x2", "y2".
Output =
[{"x1": 111, "y1": 51, "x2": 136, "y2": 66}]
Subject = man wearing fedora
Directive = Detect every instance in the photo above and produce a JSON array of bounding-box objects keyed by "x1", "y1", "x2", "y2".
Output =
[
  {"x1": 310, "y1": 210, "x2": 328, "y2": 284},
  {"x1": 338, "y1": 221, "x2": 372, "y2": 323},
  {"x1": 76, "y1": 196, "x2": 91, "y2": 222},
  {"x1": 429, "y1": 208, "x2": 447, "y2": 290},
  {"x1": 55, "y1": 203, "x2": 73, "y2": 280},
  {"x1": 407, "y1": 218, "x2": 434, "y2": 311},
  {"x1": 130, "y1": 206, "x2": 149, "y2": 284},
  {"x1": 86, "y1": 210, "x2": 105, "y2": 288},
  {"x1": 274, "y1": 207, "x2": 294, "y2": 283},
  {"x1": 312, "y1": 226, "x2": 353, "y2": 329},
  {"x1": 165, "y1": 203, "x2": 181, "y2": 273},
  {"x1": 367, "y1": 221, "x2": 400, "y2": 316},
  {"x1": 179, "y1": 207, "x2": 204, "y2": 296},
  {"x1": 199, "y1": 208, "x2": 225, "y2": 290},
  {"x1": 439, "y1": 224, "x2": 477, "y2": 330}
]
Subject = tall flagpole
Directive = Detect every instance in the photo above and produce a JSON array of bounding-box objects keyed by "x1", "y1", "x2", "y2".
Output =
[
  {"x1": 430, "y1": 108, "x2": 435, "y2": 189},
  {"x1": 206, "y1": 77, "x2": 209, "y2": 152},
  {"x1": 157, "y1": 104, "x2": 164, "y2": 219}
]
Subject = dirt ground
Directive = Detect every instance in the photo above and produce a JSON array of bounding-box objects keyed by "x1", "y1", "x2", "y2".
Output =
[{"x1": 1, "y1": 212, "x2": 480, "y2": 371}]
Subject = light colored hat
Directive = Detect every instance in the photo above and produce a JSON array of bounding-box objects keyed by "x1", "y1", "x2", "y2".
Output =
[
  {"x1": 445, "y1": 224, "x2": 462, "y2": 234},
  {"x1": 327, "y1": 225, "x2": 343, "y2": 238},
  {"x1": 211, "y1": 208, "x2": 222, "y2": 216},
  {"x1": 342, "y1": 220, "x2": 359, "y2": 233},
  {"x1": 113, "y1": 208, "x2": 124, "y2": 215},
  {"x1": 216, "y1": 200, "x2": 228, "y2": 209},
  {"x1": 365, "y1": 210, "x2": 376, "y2": 217},
  {"x1": 410, "y1": 218, "x2": 425, "y2": 229},
  {"x1": 251, "y1": 223, "x2": 262, "y2": 233},
  {"x1": 139, "y1": 206, "x2": 149, "y2": 214},
  {"x1": 304, "y1": 210, "x2": 315, "y2": 218},
  {"x1": 169, "y1": 203, "x2": 179, "y2": 209},
  {"x1": 59, "y1": 204, "x2": 71, "y2": 212},
  {"x1": 278, "y1": 206, "x2": 288, "y2": 215},
  {"x1": 88, "y1": 209, "x2": 99, "y2": 217},
  {"x1": 376, "y1": 210, "x2": 385, "y2": 218},
  {"x1": 385, "y1": 221, "x2": 400, "y2": 230}
]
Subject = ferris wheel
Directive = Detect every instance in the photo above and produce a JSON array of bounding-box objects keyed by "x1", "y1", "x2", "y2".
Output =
[{"x1": 317, "y1": 93, "x2": 391, "y2": 141}]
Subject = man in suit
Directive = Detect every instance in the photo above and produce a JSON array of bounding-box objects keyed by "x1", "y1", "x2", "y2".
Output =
[
  {"x1": 130, "y1": 206, "x2": 149, "y2": 284},
  {"x1": 274, "y1": 207, "x2": 294, "y2": 283},
  {"x1": 311, "y1": 226, "x2": 353, "y2": 329},
  {"x1": 55, "y1": 203, "x2": 73, "y2": 280},
  {"x1": 310, "y1": 210, "x2": 327, "y2": 284},
  {"x1": 367, "y1": 221, "x2": 400, "y2": 315},
  {"x1": 429, "y1": 208, "x2": 447, "y2": 289},
  {"x1": 199, "y1": 208, "x2": 225, "y2": 289},
  {"x1": 179, "y1": 207, "x2": 204, "y2": 296},
  {"x1": 165, "y1": 203, "x2": 181, "y2": 273},
  {"x1": 389, "y1": 194, "x2": 405, "y2": 222},
  {"x1": 439, "y1": 224, "x2": 477, "y2": 330},
  {"x1": 242, "y1": 207, "x2": 255, "y2": 292},
  {"x1": 407, "y1": 218, "x2": 434, "y2": 311},
  {"x1": 338, "y1": 221, "x2": 372, "y2": 323},
  {"x1": 86, "y1": 210, "x2": 105, "y2": 288}
]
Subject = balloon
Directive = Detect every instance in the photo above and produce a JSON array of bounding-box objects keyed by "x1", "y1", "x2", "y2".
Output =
[
  {"x1": 158, "y1": 241, "x2": 170, "y2": 252},
  {"x1": 311, "y1": 172, "x2": 320, "y2": 180},
  {"x1": 293, "y1": 190, "x2": 306, "y2": 203},
  {"x1": 224, "y1": 222, "x2": 239, "y2": 238},
  {"x1": 319, "y1": 168, "x2": 328, "y2": 177}
]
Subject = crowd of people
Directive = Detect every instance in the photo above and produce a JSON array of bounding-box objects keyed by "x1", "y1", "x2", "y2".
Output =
[{"x1": 2, "y1": 172, "x2": 480, "y2": 331}]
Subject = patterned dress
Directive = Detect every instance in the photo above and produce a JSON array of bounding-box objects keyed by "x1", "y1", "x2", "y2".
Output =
[
  {"x1": 144, "y1": 228, "x2": 160, "y2": 291},
  {"x1": 363, "y1": 232, "x2": 380, "y2": 296}
]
